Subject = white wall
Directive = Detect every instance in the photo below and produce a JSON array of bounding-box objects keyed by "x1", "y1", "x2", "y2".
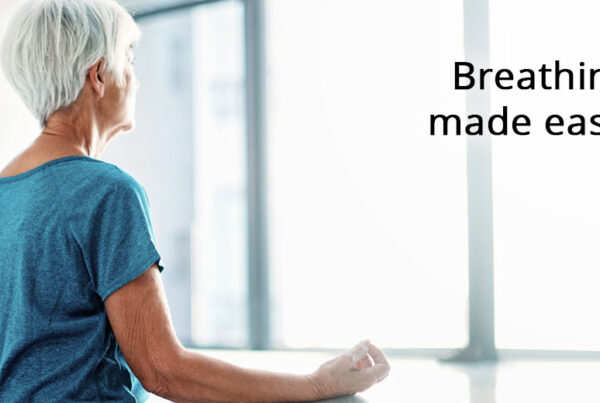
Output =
[{"x1": 0, "y1": 1, "x2": 39, "y2": 167}]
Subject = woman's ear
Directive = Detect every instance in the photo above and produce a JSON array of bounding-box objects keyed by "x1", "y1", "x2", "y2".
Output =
[{"x1": 88, "y1": 58, "x2": 105, "y2": 97}]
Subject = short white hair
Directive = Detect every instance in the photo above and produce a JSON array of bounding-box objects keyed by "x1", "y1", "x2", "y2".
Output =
[{"x1": 1, "y1": 0, "x2": 141, "y2": 126}]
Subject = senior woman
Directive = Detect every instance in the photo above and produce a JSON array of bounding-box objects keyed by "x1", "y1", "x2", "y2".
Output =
[{"x1": 0, "y1": 0, "x2": 389, "y2": 401}]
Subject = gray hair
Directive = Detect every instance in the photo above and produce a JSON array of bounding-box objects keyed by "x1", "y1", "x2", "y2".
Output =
[{"x1": 1, "y1": 0, "x2": 141, "y2": 126}]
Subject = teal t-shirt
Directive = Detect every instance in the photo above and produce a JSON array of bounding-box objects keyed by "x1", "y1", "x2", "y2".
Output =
[{"x1": 0, "y1": 155, "x2": 165, "y2": 402}]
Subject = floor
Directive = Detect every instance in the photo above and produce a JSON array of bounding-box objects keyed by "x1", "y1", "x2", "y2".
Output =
[{"x1": 147, "y1": 350, "x2": 600, "y2": 402}]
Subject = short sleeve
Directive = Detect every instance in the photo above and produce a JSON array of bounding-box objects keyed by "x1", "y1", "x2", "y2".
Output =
[{"x1": 73, "y1": 174, "x2": 165, "y2": 301}]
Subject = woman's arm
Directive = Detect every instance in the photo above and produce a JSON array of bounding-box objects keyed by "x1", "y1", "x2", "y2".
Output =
[
  {"x1": 105, "y1": 264, "x2": 389, "y2": 402},
  {"x1": 159, "y1": 350, "x2": 318, "y2": 402}
]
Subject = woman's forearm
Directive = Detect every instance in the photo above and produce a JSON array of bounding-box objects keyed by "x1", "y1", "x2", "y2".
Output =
[{"x1": 159, "y1": 348, "x2": 322, "y2": 402}]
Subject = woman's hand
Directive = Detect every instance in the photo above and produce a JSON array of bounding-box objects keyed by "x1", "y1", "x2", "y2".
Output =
[{"x1": 307, "y1": 340, "x2": 391, "y2": 399}]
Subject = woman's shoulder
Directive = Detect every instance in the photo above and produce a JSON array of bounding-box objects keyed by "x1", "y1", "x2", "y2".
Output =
[{"x1": 54, "y1": 156, "x2": 140, "y2": 184}]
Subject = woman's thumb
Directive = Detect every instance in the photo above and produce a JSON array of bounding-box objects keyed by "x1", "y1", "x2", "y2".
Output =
[{"x1": 346, "y1": 339, "x2": 371, "y2": 364}]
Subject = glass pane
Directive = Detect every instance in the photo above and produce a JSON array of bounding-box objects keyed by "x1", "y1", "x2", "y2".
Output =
[
  {"x1": 106, "y1": 2, "x2": 247, "y2": 347},
  {"x1": 491, "y1": 0, "x2": 600, "y2": 350},
  {"x1": 190, "y1": 0, "x2": 248, "y2": 347},
  {"x1": 266, "y1": 0, "x2": 468, "y2": 348}
]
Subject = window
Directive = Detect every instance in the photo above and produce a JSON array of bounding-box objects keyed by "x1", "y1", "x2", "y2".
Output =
[
  {"x1": 190, "y1": 0, "x2": 248, "y2": 347},
  {"x1": 266, "y1": 0, "x2": 469, "y2": 348},
  {"x1": 491, "y1": 0, "x2": 600, "y2": 350},
  {"x1": 111, "y1": 0, "x2": 248, "y2": 347}
]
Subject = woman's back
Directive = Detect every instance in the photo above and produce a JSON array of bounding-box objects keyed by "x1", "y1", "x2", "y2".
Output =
[{"x1": 0, "y1": 156, "x2": 163, "y2": 402}]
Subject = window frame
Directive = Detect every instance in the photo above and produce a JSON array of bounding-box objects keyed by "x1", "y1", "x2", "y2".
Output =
[{"x1": 132, "y1": 0, "x2": 600, "y2": 360}]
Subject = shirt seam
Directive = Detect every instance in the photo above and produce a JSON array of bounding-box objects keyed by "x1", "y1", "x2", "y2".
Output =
[
  {"x1": 0, "y1": 156, "x2": 104, "y2": 183},
  {"x1": 46, "y1": 167, "x2": 98, "y2": 293}
]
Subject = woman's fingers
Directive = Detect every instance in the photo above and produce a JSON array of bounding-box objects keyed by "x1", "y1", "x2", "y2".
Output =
[
  {"x1": 368, "y1": 343, "x2": 390, "y2": 367},
  {"x1": 365, "y1": 343, "x2": 391, "y2": 382},
  {"x1": 361, "y1": 362, "x2": 390, "y2": 384}
]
